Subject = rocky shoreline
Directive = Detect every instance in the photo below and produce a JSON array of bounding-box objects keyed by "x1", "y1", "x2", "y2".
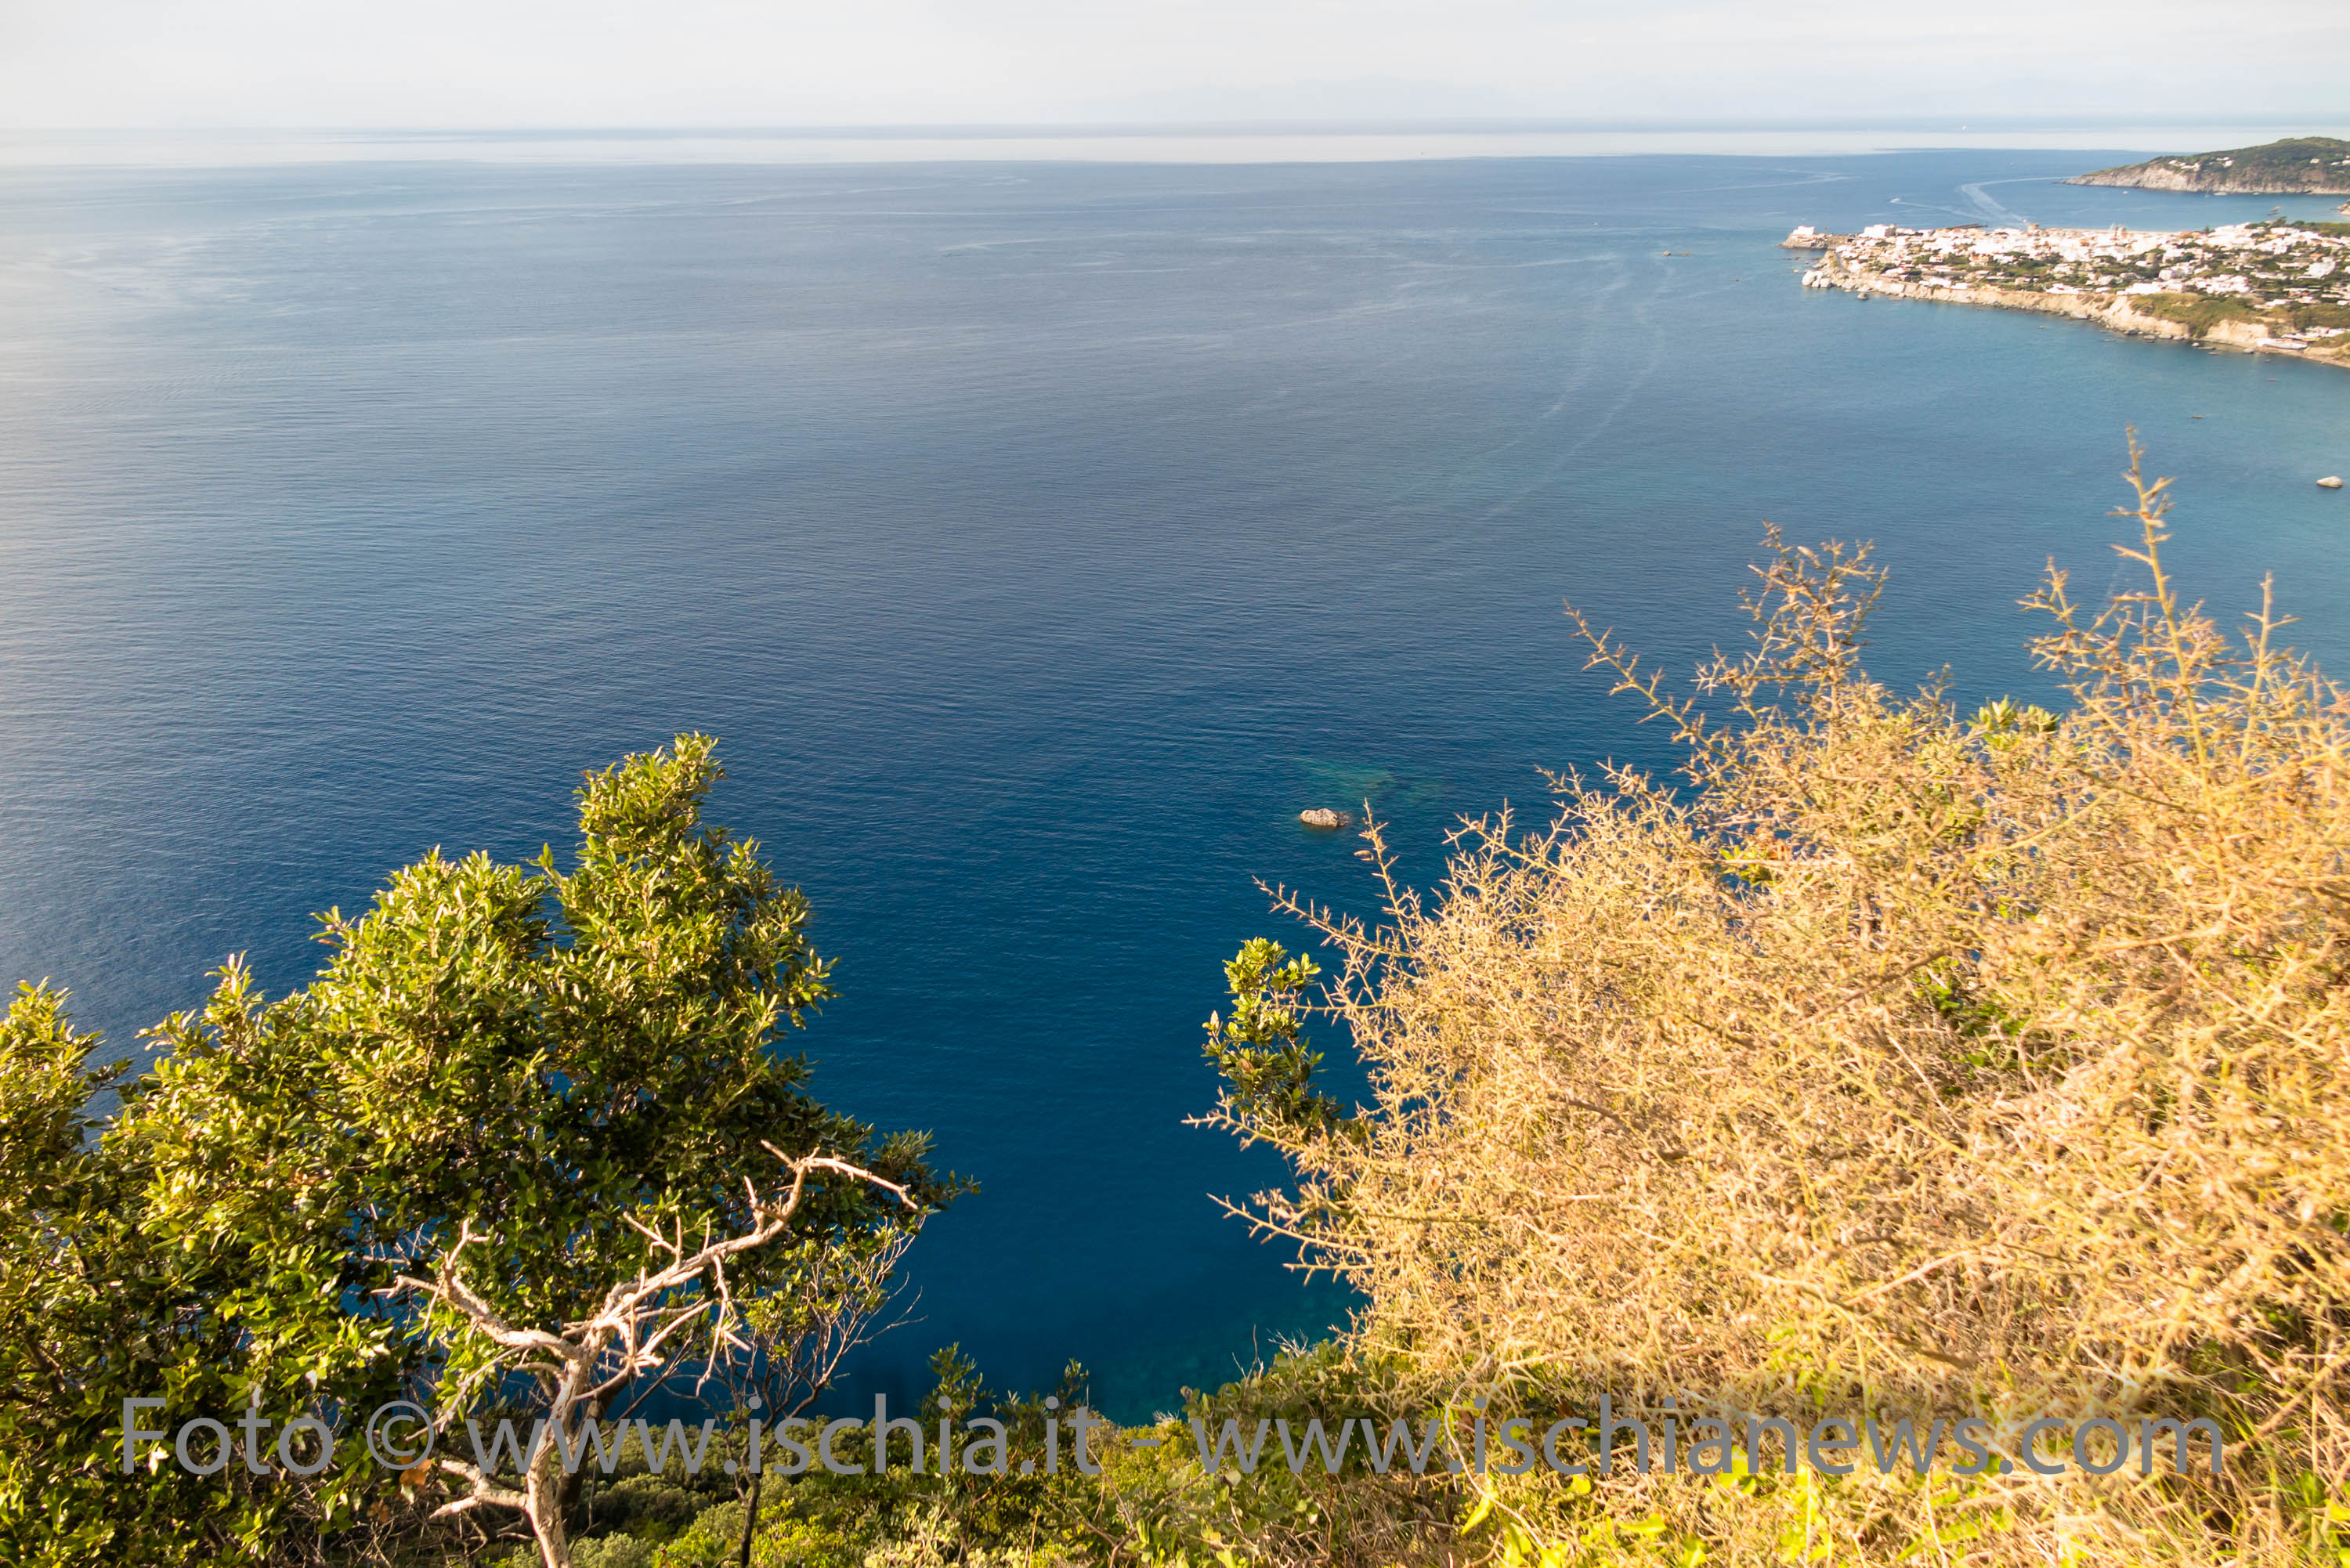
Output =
[
  {"x1": 1811, "y1": 269, "x2": 2345, "y2": 367},
  {"x1": 1781, "y1": 228, "x2": 2350, "y2": 372},
  {"x1": 2067, "y1": 167, "x2": 2350, "y2": 197}
]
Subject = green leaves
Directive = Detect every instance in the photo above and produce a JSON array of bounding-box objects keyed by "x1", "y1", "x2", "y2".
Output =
[
  {"x1": 0, "y1": 980, "x2": 341, "y2": 1564},
  {"x1": 0, "y1": 981, "x2": 121, "y2": 1217},
  {"x1": 1203, "y1": 940, "x2": 1350, "y2": 1142},
  {"x1": 0, "y1": 735, "x2": 947, "y2": 1565}
]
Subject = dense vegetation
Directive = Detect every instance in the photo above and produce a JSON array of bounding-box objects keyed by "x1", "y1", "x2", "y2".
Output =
[
  {"x1": 1180, "y1": 446, "x2": 2350, "y2": 1564},
  {"x1": 1, "y1": 739, "x2": 951, "y2": 1566},
  {"x1": 8, "y1": 447, "x2": 2349, "y2": 1566}
]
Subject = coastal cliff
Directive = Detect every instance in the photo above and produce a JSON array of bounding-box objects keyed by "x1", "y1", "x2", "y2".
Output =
[
  {"x1": 1804, "y1": 268, "x2": 2334, "y2": 363},
  {"x1": 2068, "y1": 137, "x2": 2350, "y2": 195}
]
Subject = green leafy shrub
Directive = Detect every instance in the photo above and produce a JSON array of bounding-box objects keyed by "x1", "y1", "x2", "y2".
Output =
[{"x1": 0, "y1": 737, "x2": 949, "y2": 1568}]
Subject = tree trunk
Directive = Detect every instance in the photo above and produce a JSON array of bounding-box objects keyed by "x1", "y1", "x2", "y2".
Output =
[
  {"x1": 735, "y1": 1464, "x2": 764, "y2": 1568},
  {"x1": 555, "y1": 1400, "x2": 597, "y2": 1528},
  {"x1": 525, "y1": 1429, "x2": 573, "y2": 1568}
]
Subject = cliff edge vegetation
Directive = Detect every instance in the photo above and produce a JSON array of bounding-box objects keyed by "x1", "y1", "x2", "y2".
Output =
[
  {"x1": 0, "y1": 737, "x2": 954, "y2": 1568},
  {"x1": 12, "y1": 453, "x2": 2350, "y2": 1568},
  {"x1": 1185, "y1": 443, "x2": 2350, "y2": 1566},
  {"x1": 461, "y1": 446, "x2": 2350, "y2": 1568},
  {"x1": 2069, "y1": 135, "x2": 2350, "y2": 194}
]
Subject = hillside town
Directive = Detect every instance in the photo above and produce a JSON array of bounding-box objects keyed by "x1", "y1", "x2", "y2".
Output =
[{"x1": 1785, "y1": 218, "x2": 2350, "y2": 366}]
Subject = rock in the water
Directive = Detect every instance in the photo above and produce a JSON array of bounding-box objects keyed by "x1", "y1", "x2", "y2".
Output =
[
  {"x1": 1299, "y1": 807, "x2": 1351, "y2": 829},
  {"x1": 2321, "y1": 475, "x2": 2345, "y2": 489}
]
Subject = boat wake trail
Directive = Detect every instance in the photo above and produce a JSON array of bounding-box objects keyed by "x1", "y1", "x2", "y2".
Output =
[{"x1": 1958, "y1": 180, "x2": 2037, "y2": 229}]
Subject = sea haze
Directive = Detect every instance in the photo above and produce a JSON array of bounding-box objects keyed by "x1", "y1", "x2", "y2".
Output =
[{"x1": 2, "y1": 147, "x2": 2346, "y2": 1417}]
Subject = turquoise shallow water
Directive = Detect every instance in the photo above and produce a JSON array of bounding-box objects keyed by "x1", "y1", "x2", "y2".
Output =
[{"x1": 2, "y1": 147, "x2": 2346, "y2": 1418}]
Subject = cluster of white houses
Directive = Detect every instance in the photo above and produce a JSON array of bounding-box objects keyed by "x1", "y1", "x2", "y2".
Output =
[{"x1": 1784, "y1": 219, "x2": 2350, "y2": 356}]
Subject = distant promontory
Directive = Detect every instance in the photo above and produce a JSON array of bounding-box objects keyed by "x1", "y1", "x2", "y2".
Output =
[
  {"x1": 1782, "y1": 218, "x2": 2350, "y2": 370},
  {"x1": 2067, "y1": 137, "x2": 2350, "y2": 195}
]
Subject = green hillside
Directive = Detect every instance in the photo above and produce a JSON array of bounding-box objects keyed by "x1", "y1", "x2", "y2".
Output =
[{"x1": 2069, "y1": 135, "x2": 2350, "y2": 193}]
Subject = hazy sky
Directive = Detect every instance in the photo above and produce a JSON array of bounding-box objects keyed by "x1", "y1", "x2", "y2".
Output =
[{"x1": 2, "y1": 0, "x2": 2344, "y2": 130}]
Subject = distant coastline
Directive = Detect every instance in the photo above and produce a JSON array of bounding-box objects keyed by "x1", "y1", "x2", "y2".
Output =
[
  {"x1": 1784, "y1": 220, "x2": 2350, "y2": 371},
  {"x1": 2065, "y1": 136, "x2": 2350, "y2": 195}
]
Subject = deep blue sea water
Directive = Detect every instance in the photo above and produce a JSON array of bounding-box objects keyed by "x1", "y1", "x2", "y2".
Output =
[{"x1": 3, "y1": 146, "x2": 2347, "y2": 1418}]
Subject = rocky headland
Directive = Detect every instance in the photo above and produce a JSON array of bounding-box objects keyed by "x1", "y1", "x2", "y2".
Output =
[
  {"x1": 2067, "y1": 137, "x2": 2350, "y2": 195},
  {"x1": 1783, "y1": 219, "x2": 2350, "y2": 370}
]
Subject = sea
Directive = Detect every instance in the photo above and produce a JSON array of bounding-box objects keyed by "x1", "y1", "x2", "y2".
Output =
[{"x1": 3, "y1": 134, "x2": 2347, "y2": 1419}]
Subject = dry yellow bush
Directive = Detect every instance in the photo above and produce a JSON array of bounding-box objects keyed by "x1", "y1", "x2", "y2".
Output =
[{"x1": 1205, "y1": 443, "x2": 2350, "y2": 1563}]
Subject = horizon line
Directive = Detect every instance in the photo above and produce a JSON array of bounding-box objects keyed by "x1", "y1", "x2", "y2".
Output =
[{"x1": 5, "y1": 115, "x2": 2348, "y2": 141}]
